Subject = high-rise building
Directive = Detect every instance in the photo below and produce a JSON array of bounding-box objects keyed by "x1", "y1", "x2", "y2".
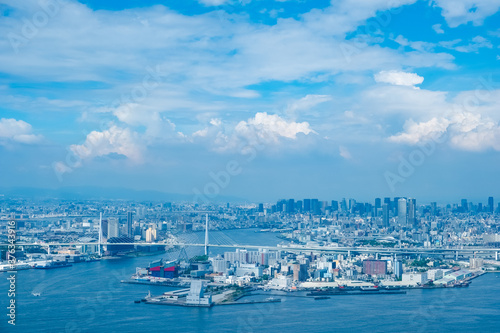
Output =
[
  {"x1": 461, "y1": 199, "x2": 468, "y2": 212},
  {"x1": 394, "y1": 260, "x2": 403, "y2": 278},
  {"x1": 375, "y1": 198, "x2": 381, "y2": 211},
  {"x1": 311, "y1": 199, "x2": 320, "y2": 215},
  {"x1": 127, "y1": 212, "x2": 133, "y2": 237},
  {"x1": 146, "y1": 225, "x2": 157, "y2": 242},
  {"x1": 398, "y1": 198, "x2": 407, "y2": 225},
  {"x1": 108, "y1": 218, "x2": 119, "y2": 238},
  {"x1": 382, "y1": 203, "x2": 390, "y2": 227},
  {"x1": 295, "y1": 200, "x2": 303, "y2": 212},
  {"x1": 331, "y1": 200, "x2": 339, "y2": 211},
  {"x1": 101, "y1": 219, "x2": 108, "y2": 238},
  {"x1": 488, "y1": 197, "x2": 494, "y2": 213},
  {"x1": 408, "y1": 198, "x2": 416, "y2": 227},
  {"x1": 258, "y1": 203, "x2": 264, "y2": 213},
  {"x1": 393, "y1": 197, "x2": 401, "y2": 216},
  {"x1": 287, "y1": 199, "x2": 295, "y2": 214},
  {"x1": 341, "y1": 198, "x2": 347, "y2": 212},
  {"x1": 303, "y1": 199, "x2": 311, "y2": 212}
]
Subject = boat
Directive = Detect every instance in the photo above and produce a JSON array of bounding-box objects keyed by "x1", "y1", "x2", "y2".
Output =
[
  {"x1": 32, "y1": 292, "x2": 41, "y2": 297},
  {"x1": 360, "y1": 286, "x2": 379, "y2": 291},
  {"x1": 314, "y1": 296, "x2": 330, "y2": 300}
]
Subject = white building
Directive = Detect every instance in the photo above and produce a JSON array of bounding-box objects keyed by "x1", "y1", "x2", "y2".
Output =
[
  {"x1": 186, "y1": 280, "x2": 212, "y2": 306},
  {"x1": 426, "y1": 269, "x2": 443, "y2": 281},
  {"x1": 267, "y1": 275, "x2": 292, "y2": 290},
  {"x1": 402, "y1": 272, "x2": 428, "y2": 286},
  {"x1": 235, "y1": 263, "x2": 263, "y2": 277},
  {"x1": 211, "y1": 255, "x2": 227, "y2": 273}
]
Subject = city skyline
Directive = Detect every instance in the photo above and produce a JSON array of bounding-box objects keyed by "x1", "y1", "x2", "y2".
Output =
[{"x1": 1, "y1": 0, "x2": 500, "y2": 202}]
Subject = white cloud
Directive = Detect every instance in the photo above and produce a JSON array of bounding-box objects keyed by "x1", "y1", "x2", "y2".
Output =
[
  {"x1": 0, "y1": 118, "x2": 42, "y2": 144},
  {"x1": 432, "y1": 24, "x2": 444, "y2": 34},
  {"x1": 197, "y1": 0, "x2": 230, "y2": 6},
  {"x1": 210, "y1": 112, "x2": 316, "y2": 152},
  {"x1": 339, "y1": 146, "x2": 352, "y2": 160},
  {"x1": 388, "y1": 117, "x2": 450, "y2": 144},
  {"x1": 389, "y1": 112, "x2": 500, "y2": 152},
  {"x1": 433, "y1": 0, "x2": 500, "y2": 27},
  {"x1": 374, "y1": 70, "x2": 424, "y2": 87},
  {"x1": 453, "y1": 36, "x2": 493, "y2": 53},
  {"x1": 70, "y1": 126, "x2": 142, "y2": 163},
  {"x1": 285, "y1": 94, "x2": 332, "y2": 118}
]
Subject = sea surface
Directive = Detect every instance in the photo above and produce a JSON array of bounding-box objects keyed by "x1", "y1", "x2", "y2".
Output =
[{"x1": 1, "y1": 229, "x2": 500, "y2": 333}]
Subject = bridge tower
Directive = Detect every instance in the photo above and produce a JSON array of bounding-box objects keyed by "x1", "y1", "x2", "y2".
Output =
[{"x1": 204, "y1": 214, "x2": 209, "y2": 256}]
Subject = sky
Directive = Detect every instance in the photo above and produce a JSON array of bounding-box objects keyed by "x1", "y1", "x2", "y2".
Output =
[{"x1": 0, "y1": 0, "x2": 499, "y2": 204}]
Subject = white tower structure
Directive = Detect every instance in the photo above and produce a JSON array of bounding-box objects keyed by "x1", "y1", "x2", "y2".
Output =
[{"x1": 204, "y1": 214, "x2": 209, "y2": 256}]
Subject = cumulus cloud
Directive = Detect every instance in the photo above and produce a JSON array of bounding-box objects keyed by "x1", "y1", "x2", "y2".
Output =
[
  {"x1": 388, "y1": 117, "x2": 450, "y2": 144},
  {"x1": 210, "y1": 112, "x2": 316, "y2": 153},
  {"x1": 389, "y1": 112, "x2": 500, "y2": 152},
  {"x1": 374, "y1": 70, "x2": 424, "y2": 87},
  {"x1": 0, "y1": 118, "x2": 42, "y2": 144},
  {"x1": 70, "y1": 126, "x2": 142, "y2": 164}
]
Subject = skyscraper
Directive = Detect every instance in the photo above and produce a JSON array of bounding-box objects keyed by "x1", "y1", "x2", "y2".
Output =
[
  {"x1": 287, "y1": 199, "x2": 295, "y2": 214},
  {"x1": 461, "y1": 199, "x2": 468, "y2": 212},
  {"x1": 398, "y1": 198, "x2": 407, "y2": 225},
  {"x1": 303, "y1": 199, "x2": 311, "y2": 212},
  {"x1": 488, "y1": 197, "x2": 494, "y2": 213},
  {"x1": 375, "y1": 198, "x2": 381, "y2": 211},
  {"x1": 127, "y1": 212, "x2": 133, "y2": 237},
  {"x1": 382, "y1": 203, "x2": 390, "y2": 227},
  {"x1": 108, "y1": 218, "x2": 119, "y2": 238},
  {"x1": 408, "y1": 198, "x2": 416, "y2": 227}
]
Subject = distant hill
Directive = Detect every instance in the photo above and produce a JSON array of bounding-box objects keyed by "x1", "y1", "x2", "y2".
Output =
[{"x1": 0, "y1": 186, "x2": 245, "y2": 202}]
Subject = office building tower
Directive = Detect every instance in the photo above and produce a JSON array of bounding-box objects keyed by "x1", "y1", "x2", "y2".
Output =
[
  {"x1": 258, "y1": 203, "x2": 264, "y2": 213},
  {"x1": 295, "y1": 200, "x2": 303, "y2": 212},
  {"x1": 101, "y1": 219, "x2": 108, "y2": 238},
  {"x1": 394, "y1": 260, "x2": 403, "y2": 278},
  {"x1": 303, "y1": 199, "x2": 311, "y2": 212},
  {"x1": 341, "y1": 198, "x2": 347, "y2": 212},
  {"x1": 398, "y1": 198, "x2": 407, "y2": 225},
  {"x1": 276, "y1": 200, "x2": 285, "y2": 212},
  {"x1": 382, "y1": 203, "x2": 390, "y2": 227},
  {"x1": 393, "y1": 197, "x2": 401, "y2": 216},
  {"x1": 488, "y1": 197, "x2": 494, "y2": 213},
  {"x1": 408, "y1": 198, "x2": 416, "y2": 227},
  {"x1": 375, "y1": 198, "x2": 381, "y2": 211},
  {"x1": 461, "y1": 199, "x2": 468, "y2": 212},
  {"x1": 127, "y1": 212, "x2": 133, "y2": 237},
  {"x1": 311, "y1": 199, "x2": 320, "y2": 215},
  {"x1": 108, "y1": 218, "x2": 119, "y2": 238},
  {"x1": 331, "y1": 200, "x2": 339, "y2": 211},
  {"x1": 287, "y1": 199, "x2": 295, "y2": 214}
]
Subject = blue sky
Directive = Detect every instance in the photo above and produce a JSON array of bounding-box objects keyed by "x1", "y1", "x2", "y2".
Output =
[{"x1": 0, "y1": 0, "x2": 499, "y2": 203}]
